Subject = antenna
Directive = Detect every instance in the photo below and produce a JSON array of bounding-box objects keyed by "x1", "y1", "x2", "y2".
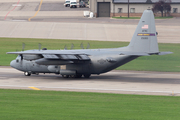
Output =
[
  {"x1": 71, "y1": 43, "x2": 74, "y2": 50},
  {"x1": 38, "y1": 43, "x2": 41, "y2": 51},
  {"x1": 64, "y1": 45, "x2": 67, "y2": 50},
  {"x1": 80, "y1": 42, "x2": 84, "y2": 49},
  {"x1": 86, "y1": 43, "x2": 90, "y2": 49},
  {"x1": 22, "y1": 43, "x2": 25, "y2": 51}
]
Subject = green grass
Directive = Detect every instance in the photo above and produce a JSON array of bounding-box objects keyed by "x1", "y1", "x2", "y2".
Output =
[
  {"x1": 155, "y1": 16, "x2": 173, "y2": 19},
  {"x1": 0, "y1": 37, "x2": 180, "y2": 72},
  {"x1": 112, "y1": 16, "x2": 173, "y2": 19},
  {"x1": 112, "y1": 16, "x2": 141, "y2": 19},
  {"x1": 0, "y1": 89, "x2": 180, "y2": 120}
]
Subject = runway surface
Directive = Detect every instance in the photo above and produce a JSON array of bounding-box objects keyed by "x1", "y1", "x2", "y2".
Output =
[
  {"x1": 0, "y1": 67, "x2": 180, "y2": 96},
  {"x1": 0, "y1": 0, "x2": 179, "y2": 96}
]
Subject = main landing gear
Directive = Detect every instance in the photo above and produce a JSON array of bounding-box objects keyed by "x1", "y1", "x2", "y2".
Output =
[{"x1": 62, "y1": 74, "x2": 91, "y2": 78}]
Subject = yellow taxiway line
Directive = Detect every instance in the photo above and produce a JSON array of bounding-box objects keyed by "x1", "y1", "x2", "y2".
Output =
[
  {"x1": 29, "y1": 86, "x2": 41, "y2": 90},
  {"x1": 28, "y1": 0, "x2": 43, "y2": 21}
]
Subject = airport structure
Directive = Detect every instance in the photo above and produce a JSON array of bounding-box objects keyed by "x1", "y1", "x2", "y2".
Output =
[{"x1": 89, "y1": 0, "x2": 180, "y2": 17}]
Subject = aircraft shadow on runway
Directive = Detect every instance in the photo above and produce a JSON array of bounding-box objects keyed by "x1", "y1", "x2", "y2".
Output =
[{"x1": 2, "y1": 73, "x2": 180, "y2": 84}]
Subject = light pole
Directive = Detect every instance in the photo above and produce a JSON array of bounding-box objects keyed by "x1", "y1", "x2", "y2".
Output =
[{"x1": 128, "y1": 0, "x2": 129, "y2": 18}]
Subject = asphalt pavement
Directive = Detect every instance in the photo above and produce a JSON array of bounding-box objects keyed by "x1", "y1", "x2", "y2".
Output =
[{"x1": 0, "y1": 67, "x2": 180, "y2": 96}]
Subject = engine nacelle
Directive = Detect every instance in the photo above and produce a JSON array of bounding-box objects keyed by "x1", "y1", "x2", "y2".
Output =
[{"x1": 23, "y1": 55, "x2": 42, "y2": 61}]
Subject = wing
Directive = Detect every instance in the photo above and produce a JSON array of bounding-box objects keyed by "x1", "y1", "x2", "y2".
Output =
[{"x1": 7, "y1": 50, "x2": 91, "y2": 65}]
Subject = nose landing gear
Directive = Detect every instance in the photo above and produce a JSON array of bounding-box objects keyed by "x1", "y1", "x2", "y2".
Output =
[{"x1": 24, "y1": 72, "x2": 31, "y2": 76}]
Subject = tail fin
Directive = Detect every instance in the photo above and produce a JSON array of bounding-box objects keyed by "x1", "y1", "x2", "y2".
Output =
[{"x1": 127, "y1": 9, "x2": 159, "y2": 54}]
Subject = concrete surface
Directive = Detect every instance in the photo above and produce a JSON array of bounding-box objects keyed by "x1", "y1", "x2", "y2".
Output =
[
  {"x1": 0, "y1": 67, "x2": 180, "y2": 96},
  {"x1": 0, "y1": 0, "x2": 179, "y2": 43},
  {"x1": 0, "y1": 20, "x2": 180, "y2": 43}
]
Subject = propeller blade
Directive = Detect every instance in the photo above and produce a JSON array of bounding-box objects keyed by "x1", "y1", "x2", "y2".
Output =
[
  {"x1": 22, "y1": 43, "x2": 25, "y2": 51},
  {"x1": 70, "y1": 43, "x2": 74, "y2": 50},
  {"x1": 38, "y1": 43, "x2": 41, "y2": 51},
  {"x1": 20, "y1": 54, "x2": 23, "y2": 60},
  {"x1": 86, "y1": 43, "x2": 90, "y2": 49},
  {"x1": 80, "y1": 42, "x2": 84, "y2": 49}
]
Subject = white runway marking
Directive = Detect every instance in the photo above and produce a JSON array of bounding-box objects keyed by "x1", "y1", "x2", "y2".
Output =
[{"x1": 12, "y1": 20, "x2": 27, "y2": 22}]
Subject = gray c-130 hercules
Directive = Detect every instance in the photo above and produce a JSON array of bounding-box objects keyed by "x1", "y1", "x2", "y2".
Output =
[{"x1": 7, "y1": 10, "x2": 172, "y2": 78}]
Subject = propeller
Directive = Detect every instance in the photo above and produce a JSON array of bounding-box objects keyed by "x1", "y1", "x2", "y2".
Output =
[
  {"x1": 38, "y1": 43, "x2": 41, "y2": 51},
  {"x1": 70, "y1": 43, "x2": 74, "y2": 50},
  {"x1": 86, "y1": 43, "x2": 90, "y2": 49},
  {"x1": 80, "y1": 42, "x2": 84, "y2": 49},
  {"x1": 20, "y1": 54, "x2": 23, "y2": 60},
  {"x1": 22, "y1": 43, "x2": 25, "y2": 51}
]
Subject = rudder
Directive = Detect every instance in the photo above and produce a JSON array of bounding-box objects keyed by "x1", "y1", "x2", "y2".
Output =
[{"x1": 127, "y1": 9, "x2": 159, "y2": 54}]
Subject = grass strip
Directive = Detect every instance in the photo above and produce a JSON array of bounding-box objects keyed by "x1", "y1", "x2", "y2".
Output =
[
  {"x1": 0, "y1": 89, "x2": 180, "y2": 120},
  {"x1": 0, "y1": 38, "x2": 179, "y2": 72}
]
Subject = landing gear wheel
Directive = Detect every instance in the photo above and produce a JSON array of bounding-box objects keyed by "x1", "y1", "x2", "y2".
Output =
[
  {"x1": 70, "y1": 75, "x2": 76, "y2": 78},
  {"x1": 24, "y1": 72, "x2": 31, "y2": 76},
  {"x1": 62, "y1": 75, "x2": 69, "y2": 78},
  {"x1": 76, "y1": 74, "x2": 82, "y2": 78},
  {"x1": 83, "y1": 74, "x2": 91, "y2": 78}
]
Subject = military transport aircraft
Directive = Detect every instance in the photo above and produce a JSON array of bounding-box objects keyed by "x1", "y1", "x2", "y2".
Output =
[{"x1": 7, "y1": 10, "x2": 172, "y2": 78}]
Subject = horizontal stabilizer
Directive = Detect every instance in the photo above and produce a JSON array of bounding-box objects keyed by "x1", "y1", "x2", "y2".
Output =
[
  {"x1": 120, "y1": 52, "x2": 150, "y2": 56},
  {"x1": 119, "y1": 51, "x2": 173, "y2": 56},
  {"x1": 158, "y1": 52, "x2": 173, "y2": 55}
]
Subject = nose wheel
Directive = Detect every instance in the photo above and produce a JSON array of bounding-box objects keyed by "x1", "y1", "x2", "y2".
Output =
[{"x1": 24, "y1": 72, "x2": 31, "y2": 76}]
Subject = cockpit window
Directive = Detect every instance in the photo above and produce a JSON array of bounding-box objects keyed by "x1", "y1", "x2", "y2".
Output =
[{"x1": 16, "y1": 59, "x2": 19, "y2": 63}]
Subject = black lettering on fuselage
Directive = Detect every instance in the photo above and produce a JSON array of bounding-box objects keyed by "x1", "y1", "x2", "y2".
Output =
[
  {"x1": 141, "y1": 37, "x2": 148, "y2": 39},
  {"x1": 142, "y1": 30, "x2": 147, "y2": 32}
]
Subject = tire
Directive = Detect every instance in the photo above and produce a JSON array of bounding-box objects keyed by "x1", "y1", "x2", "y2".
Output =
[
  {"x1": 62, "y1": 75, "x2": 69, "y2": 78},
  {"x1": 76, "y1": 74, "x2": 82, "y2": 78},
  {"x1": 70, "y1": 75, "x2": 76, "y2": 78},
  {"x1": 24, "y1": 72, "x2": 31, "y2": 76},
  {"x1": 83, "y1": 74, "x2": 91, "y2": 78}
]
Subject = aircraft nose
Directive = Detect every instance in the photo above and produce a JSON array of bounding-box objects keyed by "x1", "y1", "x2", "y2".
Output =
[{"x1": 10, "y1": 60, "x2": 16, "y2": 68}]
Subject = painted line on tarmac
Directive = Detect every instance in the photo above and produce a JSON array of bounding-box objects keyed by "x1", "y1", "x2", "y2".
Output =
[
  {"x1": 28, "y1": 0, "x2": 43, "y2": 21},
  {"x1": 12, "y1": 20, "x2": 27, "y2": 22},
  {"x1": 0, "y1": 85, "x2": 179, "y2": 94},
  {"x1": 4, "y1": 0, "x2": 21, "y2": 20},
  {"x1": 28, "y1": 86, "x2": 41, "y2": 90}
]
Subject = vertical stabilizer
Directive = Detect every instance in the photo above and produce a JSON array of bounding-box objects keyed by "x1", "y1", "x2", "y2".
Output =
[{"x1": 127, "y1": 10, "x2": 159, "y2": 53}]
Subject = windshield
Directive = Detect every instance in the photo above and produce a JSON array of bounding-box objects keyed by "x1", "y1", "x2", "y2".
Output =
[
  {"x1": 71, "y1": 2, "x2": 76, "y2": 4},
  {"x1": 66, "y1": 1, "x2": 70, "y2": 3}
]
